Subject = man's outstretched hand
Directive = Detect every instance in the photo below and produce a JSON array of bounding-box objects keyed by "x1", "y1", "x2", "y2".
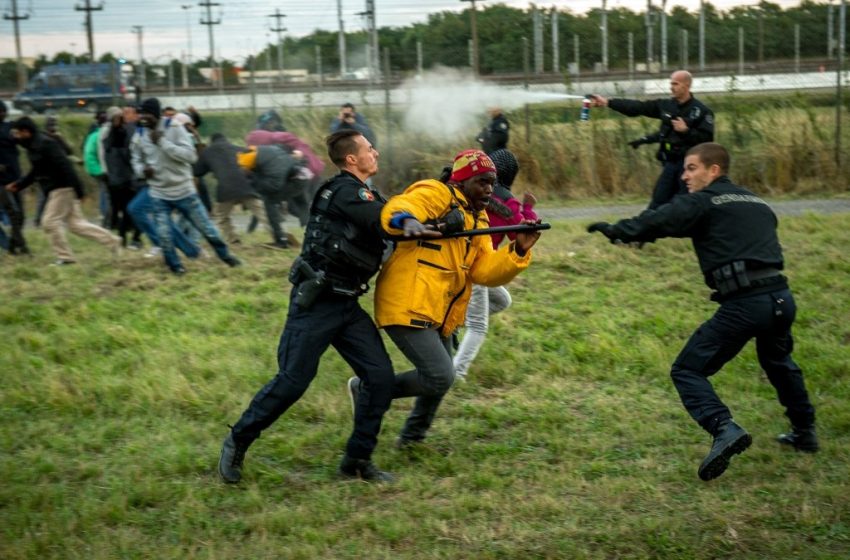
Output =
[{"x1": 587, "y1": 221, "x2": 621, "y2": 243}]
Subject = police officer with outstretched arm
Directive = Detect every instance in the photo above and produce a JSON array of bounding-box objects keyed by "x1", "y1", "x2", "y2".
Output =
[
  {"x1": 218, "y1": 130, "x2": 397, "y2": 483},
  {"x1": 588, "y1": 70, "x2": 714, "y2": 209},
  {"x1": 588, "y1": 142, "x2": 817, "y2": 482}
]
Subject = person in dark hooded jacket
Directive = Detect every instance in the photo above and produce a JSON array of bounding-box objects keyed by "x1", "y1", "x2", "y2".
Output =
[
  {"x1": 5, "y1": 117, "x2": 121, "y2": 265},
  {"x1": 237, "y1": 144, "x2": 302, "y2": 249},
  {"x1": 194, "y1": 133, "x2": 269, "y2": 245},
  {"x1": 103, "y1": 106, "x2": 143, "y2": 248}
]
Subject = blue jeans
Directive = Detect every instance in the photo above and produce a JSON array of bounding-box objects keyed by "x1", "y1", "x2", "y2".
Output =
[
  {"x1": 150, "y1": 193, "x2": 233, "y2": 271},
  {"x1": 128, "y1": 187, "x2": 200, "y2": 258}
]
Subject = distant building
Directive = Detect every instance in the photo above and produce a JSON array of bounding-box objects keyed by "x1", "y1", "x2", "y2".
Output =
[{"x1": 236, "y1": 68, "x2": 310, "y2": 85}]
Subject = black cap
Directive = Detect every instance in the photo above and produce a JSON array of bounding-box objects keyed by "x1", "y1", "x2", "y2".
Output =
[{"x1": 138, "y1": 97, "x2": 161, "y2": 119}]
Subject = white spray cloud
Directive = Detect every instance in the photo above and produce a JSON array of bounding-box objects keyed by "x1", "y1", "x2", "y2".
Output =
[{"x1": 399, "y1": 66, "x2": 582, "y2": 142}]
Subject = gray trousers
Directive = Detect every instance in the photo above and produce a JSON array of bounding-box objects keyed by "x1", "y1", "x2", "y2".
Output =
[{"x1": 386, "y1": 326, "x2": 455, "y2": 443}]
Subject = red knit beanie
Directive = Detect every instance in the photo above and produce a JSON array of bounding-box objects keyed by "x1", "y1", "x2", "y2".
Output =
[{"x1": 449, "y1": 149, "x2": 497, "y2": 183}]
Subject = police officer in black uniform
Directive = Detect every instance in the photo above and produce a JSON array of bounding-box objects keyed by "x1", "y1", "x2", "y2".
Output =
[
  {"x1": 589, "y1": 70, "x2": 714, "y2": 209},
  {"x1": 477, "y1": 107, "x2": 510, "y2": 154},
  {"x1": 218, "y1": 130, "x2": 396, "y2": 484},
  {"x1": 588, "y1": 142, "x2": 817, "y2": 482}
]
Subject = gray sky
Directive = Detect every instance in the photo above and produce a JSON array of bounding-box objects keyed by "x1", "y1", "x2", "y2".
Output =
[{"x1": 0, "y1": 0, "x2": 815, "y2": 63}]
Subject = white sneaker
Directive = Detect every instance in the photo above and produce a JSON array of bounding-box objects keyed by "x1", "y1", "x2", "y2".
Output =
[{"x1": 145, "y1": 247, "x2": 162, "y2": 258}]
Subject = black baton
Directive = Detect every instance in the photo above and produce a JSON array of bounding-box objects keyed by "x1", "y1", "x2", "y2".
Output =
[{"x1": 390, "y1": 222, "x2": 551, "y2": 241}]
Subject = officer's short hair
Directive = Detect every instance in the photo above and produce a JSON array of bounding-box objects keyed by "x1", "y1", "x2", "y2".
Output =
[
  {"x1": 687, "y1": 142, "x2": 729, "y2": 174},
  {"x1": 326, "y1": 130, "x2": 363, "y2": 167}
]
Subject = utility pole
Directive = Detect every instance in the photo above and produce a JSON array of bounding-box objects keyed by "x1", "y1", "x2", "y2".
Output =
[
  {"x1": 369, "y1": 1, "x2": 379, "y2": 80},
  {"x1": 738, "y1": 27, "x2": 744, "y2": 75},
  {"x1": 131, "y1": 26, "x2": 145, "y2": 89},
  {"x1": 660, "y1": 0, "x2": 668, "y2": 70},
  {"x1": 75, "y1": 0, "x2": 103, "y2": 61},
  {"x1": 646, "y1": 0, "x2": 654, "y2": 70},
  {"x1": 795, "y1": 23, "x2": 800, "y2": 73},
  {"x1": 837, "y1": 0, "x2": 846, "y2": 168},
  {"x1": 182, "y1": 5, "x2": 194, "y2": 85},
  {"x1": 828, "y1": 1, "x2": 835, "y2": 59},
  {"x1": 316, "y1": 45, "x2": 323, "y2": 87},
  {"x1": 533, "y1": 6, "x2": 543, "y2": 75},
  {"x1": 698, "y1": 0, "x2": 705, "y2": 70},
  {"x1": 181, "y1": 5, "x2": 193, "y2": 88},
  {"x1": 199, "y1": 1, "x2": 221, "y2": 87},
  {"x1": 269, "y1": 8, "x2": 287, "y2": 83},
  {"x1": 358, "y1": 1, "x2": 379, "y2": 82},
  {"x1": 460, "y1": 0, "x2": 484, "y2": 75},
  {"x1": 601, "y1": 0, "x2": 608, "y2": 72},
  {"x1": 3, "y1": 0, "x2": 30, "y2": 90},
  {"x1": 338, "y1": 0, "x2": 347, "y2": 76},
  {"x1": 551, "y1": 7, "x2": 559, "y2": 73},
  {"x1": 574, "y1": 34, "x2": 580, "y2": 83}
]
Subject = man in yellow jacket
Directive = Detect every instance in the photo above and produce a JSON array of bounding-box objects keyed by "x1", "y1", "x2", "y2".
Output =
[{"x1": 371, "y1": 149, "x2": 542, "y2": 446}]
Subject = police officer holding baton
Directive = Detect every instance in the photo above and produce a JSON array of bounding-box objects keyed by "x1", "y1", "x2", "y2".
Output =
[
  {"x1": 588, "y1": 70, "x2": 714, "y2": 209},
  {"x1": 588, "y1": 143, "x2": 818, "y2": 482},
  {"x1": 219, "y1": 130, "x2": 397, "y2": 483}
]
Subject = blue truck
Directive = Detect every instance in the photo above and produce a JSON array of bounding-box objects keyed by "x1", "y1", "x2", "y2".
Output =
[{"x1": 12, "y1": 62, "x2": 134, "y2": 114}]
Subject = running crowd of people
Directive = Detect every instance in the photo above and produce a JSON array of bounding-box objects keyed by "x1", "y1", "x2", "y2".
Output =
[{"x1": 1, "y1": 69, "x2": 820, "y2": 486}]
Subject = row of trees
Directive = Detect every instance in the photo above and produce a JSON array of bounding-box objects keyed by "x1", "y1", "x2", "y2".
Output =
[
  {"x1": 272, "y1": 1, "x2": 842, "y2": 76},
  {"x1": 0, "y1": 1, "x2": 843, "y2": 90}
]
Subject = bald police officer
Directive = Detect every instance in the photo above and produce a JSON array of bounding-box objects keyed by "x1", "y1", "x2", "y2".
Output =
[{"x1": 589, "y1": 70, "x2": 714, "y2": 209}]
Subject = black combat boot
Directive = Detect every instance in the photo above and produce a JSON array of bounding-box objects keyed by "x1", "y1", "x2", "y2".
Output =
[
  {"x1": 222, "y1": 255, "x2": 242, "y2": 268},
  {"x1": 777, "y1": 425, "x2": 819, "y2": 453},
  {"x1": 698, "y1": 420, "x2": 752, "y2": 481},
  {"x1": 338, "y1": 454, "x2": 394, "y2": 483},
  {"x1": 218, "y1": 432, "x2": 250, "y2": 484}
]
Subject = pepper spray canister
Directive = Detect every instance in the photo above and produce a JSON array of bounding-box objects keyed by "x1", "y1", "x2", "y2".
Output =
[{"x1": 580, "y1": 97, "x2": 591, "y2": 121}]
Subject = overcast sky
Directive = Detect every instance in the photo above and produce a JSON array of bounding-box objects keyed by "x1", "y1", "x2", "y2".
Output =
[{"x1": 0, "y1": 0, "x2": 817, "y2": 63}]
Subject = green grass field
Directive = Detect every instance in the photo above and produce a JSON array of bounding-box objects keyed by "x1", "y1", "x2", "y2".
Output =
[{"x1": 1, "y1": 210, "x2": 848, "y2": 559}]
